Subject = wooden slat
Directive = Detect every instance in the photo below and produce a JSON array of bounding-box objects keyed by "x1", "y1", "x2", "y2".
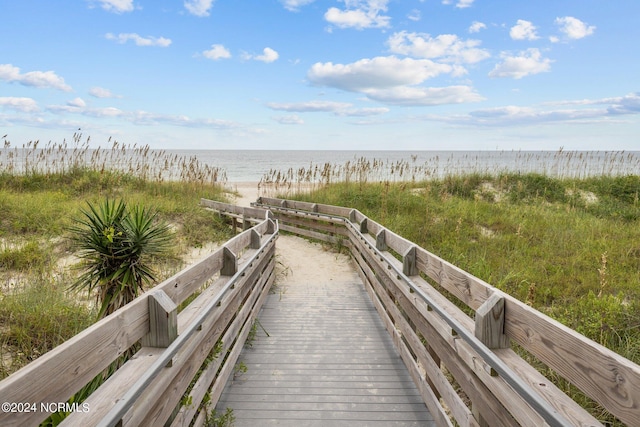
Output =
[
  {"x1": 0, "y1": 295, "x2": 150, "y2": 426},
  {"x1": 215, "y1": 235, "x2": 435, "y2": 427},
  {"x1": 349, "y1": 240, "x2": 459, "y2": 427},
  {"x1": 279, "y1": 223, "x2": 341, "y2": 244},
  {"x1": 170, "y1": 261, "x2": 275, "y2": 426},
  {"x1": 504, "y1": 299, "x2": 640, "y2": 426},
  {"x1": 124, "y1": 244, "x2": 276, "y2": 426}
]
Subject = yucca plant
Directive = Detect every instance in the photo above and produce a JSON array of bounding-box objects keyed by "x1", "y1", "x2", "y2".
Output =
[{"x1": 69, "y1": 198, "x2": 172, "y2": 318}]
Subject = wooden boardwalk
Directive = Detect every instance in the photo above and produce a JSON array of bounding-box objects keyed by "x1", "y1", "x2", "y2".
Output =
[{"x1": 215, "y1": 235, "x2": 434, "y2": 426}]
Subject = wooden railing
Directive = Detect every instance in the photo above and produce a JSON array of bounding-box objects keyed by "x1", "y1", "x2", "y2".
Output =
[
  {"x1": 0, "y1": 212, "x2": 278, "y2": 427},
  {"x1": 252, "y1": 196, "x2": 640, "y2": 427}
]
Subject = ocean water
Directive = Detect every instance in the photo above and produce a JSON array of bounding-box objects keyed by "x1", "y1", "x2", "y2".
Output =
[
  {"x1": 167, "y1": 150, "x2": 640, "y2": 182},
  {"x1": 2, "y1": 148, "x2": 639, "y2": 182}
]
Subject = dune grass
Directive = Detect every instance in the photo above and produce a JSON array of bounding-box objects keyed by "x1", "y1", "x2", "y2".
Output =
[
  {"x1": 290, "y1": 174, "x2": 640, "y2": 363},
  {"x1": 0, "y1": 139, "x2": 233, "y2": 379},
  {"x1": 286, "y1": 173, "x2": 639, "y2": 425}
]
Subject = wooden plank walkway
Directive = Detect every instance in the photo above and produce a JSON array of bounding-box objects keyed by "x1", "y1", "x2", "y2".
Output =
[{"x1": 215, "y1": 235, "x2": 434, "y2": 426}]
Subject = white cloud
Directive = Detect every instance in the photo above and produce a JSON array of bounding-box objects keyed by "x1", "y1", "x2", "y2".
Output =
[
  {"x1": 308, "y1": 56, "x2": 453, "y2": 92},
  {"x1": 254, "y1": 47, "x2": 279, "y2": 63},
  {"x1": 0, "y1": 64, "x2": 72, "y2": 92},
  {"x1": 469, "y1": 21, "x2": 486, "y2": 33},
  {"x1": 341, "y1": 107, "x2": 390, "y2": 117},
  {"x1": 45, "y1": 100, "x2": 244, "y2": 130},
  {"x1": 324, "y1": 0, "x2": 391, "y2": 30},
  {"x1": 555, "y1": 17, "x2": 596, "y2": 40},
  {"x1": 267, "y1": 100, "x2": 352, "y2": 113},
  {"x1": 548, "y1": 93, "x2": 640, "y2": 115},
  {"x1": 442, "y1": 0, "x2": 474, "y2": 8},
  {"x1": 67, "y1": 98, "x2": 87, "y2": 108},
  {"x1": 427, "y1": 93, "x2": 640, "y2": 127},
  {"x1": 407, "y1": 9, "x2": 421, "y2": 21},
  {"x1": 89, "y1": 87, "x2": 121, "y2": 98},
  {"x1": 93, "y1": 0, "x2": 134, "y2": 13},
  {"x1": 202, "y1": 44, "x2": 231, "y2": 60},
  {"x1": 280, "y1": 0, "x2": 316, "y2": 12},
  {"x1": 606, "y1": 92, "x2": 640, "y2": 114},
  {"x1": 307, "y1": 56, "x2": 483, "y2": 106},
  {"x1": 510, "y1": 20, "x2": 539, "y2": 41},
  {"x1": 105, "y1": 33, "x2": 172, "y2": 47},
  {"x1": 387, "y1": 31, "x2": 490, "y2": 64},
  {"x1": 184, "y1": 0, "x2": 214, "y2": 17},
  {"x1": 0, "y1": 97, "x2": 39, "y2": 112},
  {"x1": 489, "y1": 48, "x2": 552, "y2": 79},
  {"x1": 272, "y1": 115, "x2": 304, "y2": 125},
  {"x1": 365, "y1": 85, "x2": 484, "y2": 106},
  {"x1": 243, "y1": 47, "x2": 279, "y2": 63},
  {"x1": 266, "y1": 100, "x2": 389, "y2": 116},
  {"x1": 455, "y1": 0, "x2": 474, "y2": 8}
]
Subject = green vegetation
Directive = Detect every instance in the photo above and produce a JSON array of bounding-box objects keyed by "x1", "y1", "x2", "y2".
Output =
[
  {"x1": 0, "y1": 138, "x2": 233, "y2": 379},
  {"x1": 291, "y1": 174, "x2": 640, "y2": 364},
  {"x1": 287, "y1": 173, "x2": 639, "y2": 425},
  {"x1": 69, "y1": 198, "x2": 173, "y2": 318}
]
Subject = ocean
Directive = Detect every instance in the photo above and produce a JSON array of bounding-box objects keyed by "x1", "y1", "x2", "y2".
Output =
[
  {"x1": 2, "y1": 147, "x2": 639, "y2": 183},
  {"x1": 165, "y1": 150, "x2": 640, "y2": 182}
]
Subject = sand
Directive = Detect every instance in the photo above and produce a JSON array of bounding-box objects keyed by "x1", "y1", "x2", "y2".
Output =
[{"x1": 223, "y1": 181, "x2": 349, "y2": 287}]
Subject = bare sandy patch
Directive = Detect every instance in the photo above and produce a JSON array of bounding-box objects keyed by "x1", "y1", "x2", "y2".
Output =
[{"x1": 224, "y1": 181, "x2": 316, "y2": 207}]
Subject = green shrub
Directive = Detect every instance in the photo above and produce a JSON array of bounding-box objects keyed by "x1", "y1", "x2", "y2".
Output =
[{"x1": 68, "y1": 199, "x2": 173, "y2": 318}]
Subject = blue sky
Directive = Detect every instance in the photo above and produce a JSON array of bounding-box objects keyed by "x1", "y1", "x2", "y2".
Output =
[{"x1": 1, "y1": 0, "x2": 639, "y2": 150}]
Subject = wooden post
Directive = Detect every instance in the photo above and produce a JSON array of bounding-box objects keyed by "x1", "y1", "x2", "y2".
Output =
[
  {"x1": 349, "y1": 209, "x2": 357, "y2": 223},
  {"x1": 280, "y1": 199, "x2": 287, "y2": 208},
  {"x1": 311, "y1": 203, "x2": 318, "y2": 213},
  {"x1": 473, "y1": 293, "x2": 510, "y2": 427},
  {"x1": 266, "y1": 218, "x2": 276, "y2": 234},
  {"x1": 474, "y1": 293, "x2": 510, "y2": 350},
  {"x1": 376, "y1": 229, "x2": 388, "y2": 251},
  {"x1": 141, "y1": 290, "x2": 178, "y2": 348},
  {"x1": 242, "y1": 218, "x2": 252, "y2": 230},
  {"x1": 221, "y1": 247, "x2": 237, "y2": 276},
  {"x1": 360, "y1": 218, "x2": 368, "y2": 234},
  {"x1": 403, "y1": 246, "x2": 418, "y2": 276},
  {"x1": 250, "y1": 229, "x2": 261, "y2": 249}
]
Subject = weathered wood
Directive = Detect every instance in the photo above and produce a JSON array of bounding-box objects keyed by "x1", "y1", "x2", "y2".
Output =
[
  {"x1": 351, "y1": 227, "x2": 603, "y2": 427},
  {"x1": 123, "y1": 244, "x2": 276, "y2": 426},
  {"x1": 0, "y1": 296, "x2": 150, "y2": 427},
  {"x1": 250, "y1": 229, "x2": 261, "y2": 249},
  {"x1": 504, "y1": 299, "x2": 640, "y2": 426},
  {"x1": 416, "y1": 247, "x2": 492, "y2": 310},
  {"x1": 200, "y1": 199, "x2": 269, "y2": 221},
  {"x1": 474, "y1": 293, "x2": 510, "y2": 350},
  {"x1": 221, "y1": 247, "x2": 237, "y2": 276},
  {"x1": 170, "y1": 261, "x2": 275, "y2": 427},
  {"x1": 375, "y1": 229, "x2": 388, "y2": 251},
  {"x1": 141, "y1": 290, "x2": 178, "y2": 348},
  {"x1": 403, "y1": 246, "x2": 418, "y2": 276},
  {"x1": 60, "y1": 347, "x2": 166, "y2": 427},
  {"x1": 215, "y1": 235, "x2": 434, "y2": 426},
  {"x1": 350, "y1": 243, "x2": 461, "y2": 427},
  {"x1": 279, "y1": 223, "x2": 341, "y2": 244},
  {"x1": 349, "y1": 232, "x2": 482, "y2": 427}
]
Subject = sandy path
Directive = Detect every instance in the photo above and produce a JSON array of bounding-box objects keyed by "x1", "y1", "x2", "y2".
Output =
[{"x1": 224, "y1": 181, "x2": 345, "y2": 287}]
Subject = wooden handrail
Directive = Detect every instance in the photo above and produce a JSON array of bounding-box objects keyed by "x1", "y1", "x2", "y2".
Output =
[
  {"x1": 0, "y1": 210, "x2": 278, "y2": 427},
  {"x1": 254, "y1": 197, "x2": 640, "y2": 427}
]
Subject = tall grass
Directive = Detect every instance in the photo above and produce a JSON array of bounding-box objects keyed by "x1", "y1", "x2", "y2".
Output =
[
  {"x1": 0, "y1": 136, "x2": 234, "y2": 380},
  {"x1": 259, "y1": 149, "x2": 640, "y2": 196},
  {"x1": 289, "y1": 173, "x2": 640, "y2": 425},
  {"x1": 0, "y1": 133, "x2": 227, "y2": 185}
]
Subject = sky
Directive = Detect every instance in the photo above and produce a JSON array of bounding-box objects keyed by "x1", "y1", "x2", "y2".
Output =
[{"x1": 1, "y1": 0, "x2": 639, "y2": 151}]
